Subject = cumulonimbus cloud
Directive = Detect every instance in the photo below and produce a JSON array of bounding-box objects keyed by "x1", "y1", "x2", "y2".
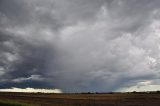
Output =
[{"x1": 1, "y1": 0, "x2": 160, "y2": 92}]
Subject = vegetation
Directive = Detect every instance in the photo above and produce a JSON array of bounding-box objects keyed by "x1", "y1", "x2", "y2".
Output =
[
  {"x1": 0, "y1": 92, "x2": 160, "y2": 106},
  {"x1": 0, "y1": 100, "x2": 29, "y2": 106}
]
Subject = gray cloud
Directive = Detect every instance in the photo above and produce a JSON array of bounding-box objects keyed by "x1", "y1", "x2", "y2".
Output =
[{"x1": 1, "y1": 0, "x2": 160, "y2": 92}]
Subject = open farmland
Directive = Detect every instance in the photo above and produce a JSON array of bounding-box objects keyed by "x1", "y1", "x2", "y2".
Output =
[{"x1": 0, "y1": 92, "x2": 160, "y2": 106}]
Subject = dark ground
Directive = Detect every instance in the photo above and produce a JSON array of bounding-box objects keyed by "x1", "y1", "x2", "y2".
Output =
[{"x1": 0, "y1": 92, "x2": 160, "y2": 106}]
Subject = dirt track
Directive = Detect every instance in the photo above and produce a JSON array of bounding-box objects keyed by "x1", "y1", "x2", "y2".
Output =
[{"x1": 0, "y1": 92, "x2": 160, "y2": 106}]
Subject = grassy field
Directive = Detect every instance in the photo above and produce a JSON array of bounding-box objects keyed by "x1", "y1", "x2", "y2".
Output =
[{"x1": 0, "y1": 92, "x2": 160, "y2": 106}]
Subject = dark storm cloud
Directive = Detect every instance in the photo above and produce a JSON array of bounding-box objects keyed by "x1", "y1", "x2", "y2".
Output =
[
  {"x1": 1, "y1": 0, "x2": 160, "y2": 92},
  {"x1": 0, "y1": 0, "x2": 31, "y2": 27},
  {"x1": 0, "y1": 30, "x2": 55, "y2": 89}
]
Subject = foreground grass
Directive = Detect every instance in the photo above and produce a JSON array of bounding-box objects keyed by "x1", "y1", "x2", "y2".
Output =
[{"x1": 0, "y1": 100, "x2": 30, "y2": 106}]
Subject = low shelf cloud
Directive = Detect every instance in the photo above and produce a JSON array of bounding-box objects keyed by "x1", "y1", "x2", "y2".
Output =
[{"x1": 0, "y1": 0, "x2": 160, "y2": 92}]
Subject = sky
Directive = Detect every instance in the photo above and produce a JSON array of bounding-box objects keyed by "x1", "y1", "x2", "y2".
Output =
[{"x1": 1, "y1": 0, "x2": 160, "y2": 93}]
